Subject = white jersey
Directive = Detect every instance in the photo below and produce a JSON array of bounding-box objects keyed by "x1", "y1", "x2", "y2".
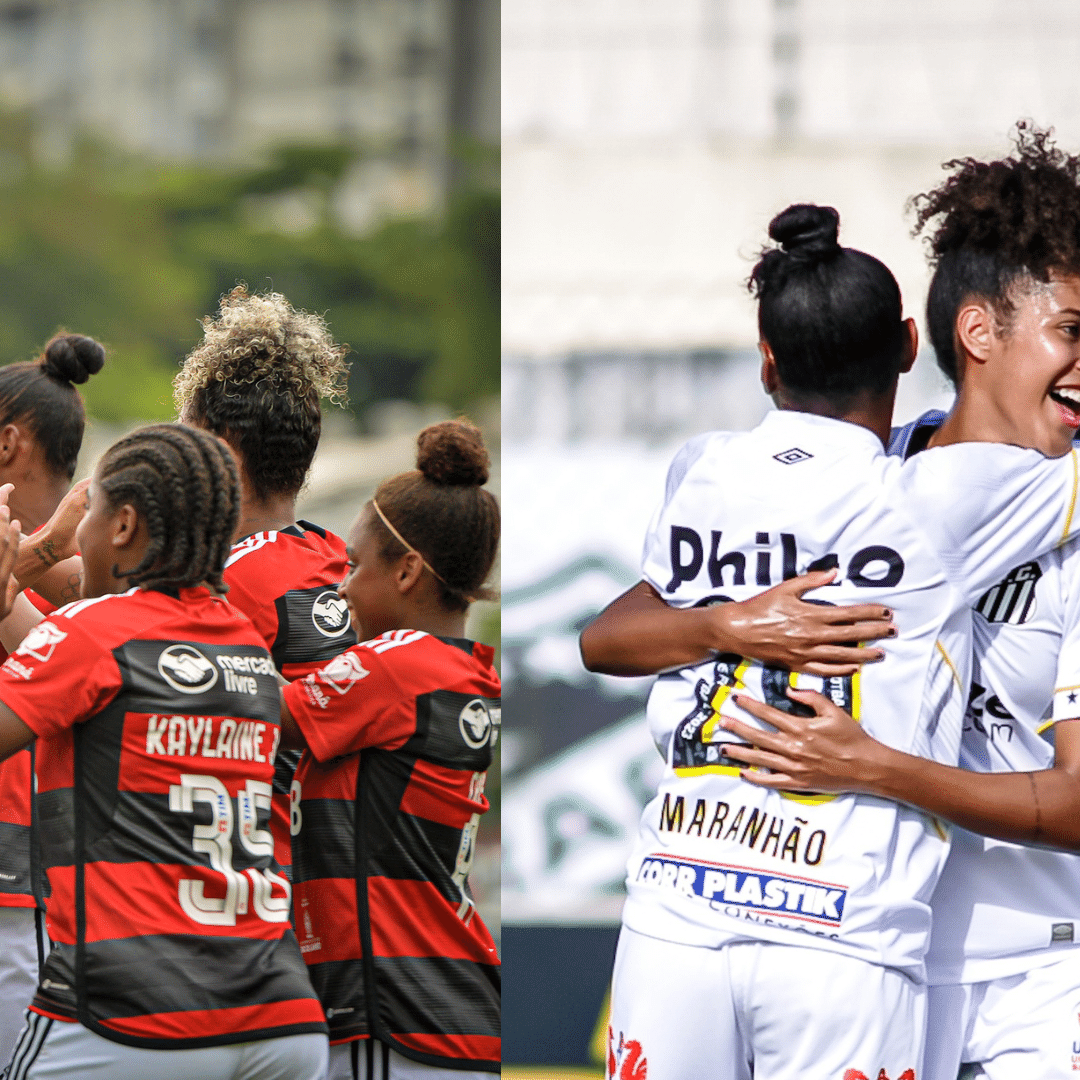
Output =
[
  {"x1": 623, "y1": 410, "x2": 1080, "y2": 979},
  {"x1": 924, "y1": 539, "x2": 1080, "y2": 984}
]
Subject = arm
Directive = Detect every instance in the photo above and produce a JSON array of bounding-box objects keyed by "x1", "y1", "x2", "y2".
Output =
[
  {"x1": 13, "y1": 479, "x2": 88, "y2": 599},
  {"x1": 720, "y1": 690, "x2": 1080, "y2": 850},
  {"x1": 278, "y1": 691, "x2": 307, "y2": 751},
  {"x1": 579, "y1": 571, "x2": 894, "y2": 678}
]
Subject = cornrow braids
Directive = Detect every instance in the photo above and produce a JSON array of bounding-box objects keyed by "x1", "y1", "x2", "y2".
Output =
[
  {"x1": 371, "y1": 420, "x2": 499, "y2": 613},
  {"x1": 174, "y1": 286, "x2": 350, "y2": 501},
  {"x1": 97, "y1": 424, "x2": 240, "y2": 592},
  {"x1": 910, "y1": 121, "x2": 1080, "y2": 385}
]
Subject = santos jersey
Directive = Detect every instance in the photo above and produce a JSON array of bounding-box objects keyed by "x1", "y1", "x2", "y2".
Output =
[
  {"x1": 624, "y1": 409, "x2": 1080, "y2": 979},
  {"x1": 887, "y1": 411, "x2": 1080, "y2": 985},
  {"x1": 0, "y1": 586, "x2": 326, "y2": 1049},
  {"x1": 284, "y1": 630, "x2": 501, "y2": 1072},
  {"x1": 224, "y1": 520, "x2": 357, "y2": 880}
]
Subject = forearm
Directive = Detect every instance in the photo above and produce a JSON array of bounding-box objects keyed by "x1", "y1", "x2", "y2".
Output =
[
  {"x1": 20, "y1": 556, "x2": 82, "y2": 608},
  {"x1": 580, "y1": 599, "x2": 721, "y2": 676},
  {"x1": 0, "y1": 594, "x2": 46, "y2": 655},
  {"x1": 861, "y1": 744, "x2": 1080, "y2": 850}
]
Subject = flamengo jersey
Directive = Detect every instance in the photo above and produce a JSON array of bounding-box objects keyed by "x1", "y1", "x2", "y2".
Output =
[
  {"x1": 626, "y1": 410, "x2": 1080, "y2": 979},
  {"x1": 284, "y1": 630, "x2": 501, "y2": 1072},
  {"x1": 0, "y1": 586, "x2": 327, "y2": 1048},
  {"x1": 886, "y1": 412, "x2": 1080, "y2": 984},
  {"x1": 0, "y1": 590, "x2": 56, "y2": 909},
  {"x1": 225, "y1": 520, "x2": 357, "y2": 880}
]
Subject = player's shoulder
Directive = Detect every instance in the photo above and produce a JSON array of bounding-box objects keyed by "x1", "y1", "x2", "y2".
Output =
[
  {"x1": 225, "y1": 521, "x2": 347, "y2": 583},
  {"x1": 352, "y1": 630, "x2": 496, "y2": 685},
  {"x1": 887, "y1": 408, "x2": 947, "y2": 459}
]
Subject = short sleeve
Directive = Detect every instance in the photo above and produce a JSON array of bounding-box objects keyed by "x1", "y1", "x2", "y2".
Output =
[
  {"x1": 901, "y1": 444, "x2": 1080, "y2": 605},
  {"x1": 283, "y1": 644, "x2": 417, "y2": 762},
  {"x1": 641, "y1": 432, "x2": 717, "y2": 594},
  {"x1": 1053, "y1": 543, "x2": 1080, "y2": 724},
  {"x1": 0, "y1": 615, "x2": 123, "y2": 738}
]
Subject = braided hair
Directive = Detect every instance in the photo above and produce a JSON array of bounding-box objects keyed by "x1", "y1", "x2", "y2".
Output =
[
  {"x1": 96, "y1": 424, "x2": 241, "y2": 593},
  {"x1": 0, "y1": 333, "x2": 105, "y2": 479},
  {"x1": 372, "y1": 419, "x2": 499, "y2": 613},
  {"x1": 173, "y1": 286, "x2": 349, "y2": 500},
  {"x1": 911, "y1": 121, "x2": 1080, "y2": 385}
]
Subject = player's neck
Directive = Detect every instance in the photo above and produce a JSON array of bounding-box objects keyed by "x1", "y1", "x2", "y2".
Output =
[
  {"x1": 235, "y1": 491, "x2": 298, "y2": 541},
  {"x1": 773, "y1": 390, "x2": 894, "y2": 447}
]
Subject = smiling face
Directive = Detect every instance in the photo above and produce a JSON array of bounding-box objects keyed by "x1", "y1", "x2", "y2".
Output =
[
  {"x1": 337, "y1": 506, "x2": 406, "y2": 641},
  {"x1": 980, "y1": 273, "x2": 1080, "y2": 456}
]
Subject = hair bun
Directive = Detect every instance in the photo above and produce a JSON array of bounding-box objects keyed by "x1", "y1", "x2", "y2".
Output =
[
  {"x1": 768, "y1": 204, "x2": 841, "y2": 263},
  {"x1": 41, "y1": 334, "x2": 106, "y2": 386},
  {"x1": 416, "y1": 420, "x2": 490, "y2": 486}
]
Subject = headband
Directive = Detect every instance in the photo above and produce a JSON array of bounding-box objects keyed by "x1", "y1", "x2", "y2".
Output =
[{"x1": 371, "y1": 498, "x2": 447, "y2": 584}]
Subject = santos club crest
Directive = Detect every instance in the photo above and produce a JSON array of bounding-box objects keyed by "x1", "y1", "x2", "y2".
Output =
[{"x1": 975, "y1": 561, "x2": 1041, "y2": 625}]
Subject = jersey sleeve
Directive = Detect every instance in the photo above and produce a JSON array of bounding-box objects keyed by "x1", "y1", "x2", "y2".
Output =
[
  {"x1": 901, "y1": 443, "x2": 1080, "y2": 605},
  {"x1": 283, "y1": 644, "x2": 416, "y2": 762},
  {"x1": 641, "y1": 432, "x2": 719, "y2": 595},
  {"x1": 1053, "y1": 543, "x2": 1080, "y2": 724},
  {"x1": 0, "y1": 613, "x2": 123, "y2": 738}
]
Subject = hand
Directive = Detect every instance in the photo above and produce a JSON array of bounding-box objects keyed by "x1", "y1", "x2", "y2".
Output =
[
  {"x1": 28, "y1": 478, "x2": 89, "y2": 569},
  {"x1": 717, "y1": 689, "x2": 885, "y2": 794},
  {"x1": 0, "y1": 504, "x2": 23, "y2": 621},
  {"x1": 712, "y1": 569, "x2": 894, "y2": 676}
]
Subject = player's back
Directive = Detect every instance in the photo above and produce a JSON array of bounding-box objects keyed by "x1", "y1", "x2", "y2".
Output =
[{"x1": 627, "y1": 409, "x2": 1080, "y2": 977}]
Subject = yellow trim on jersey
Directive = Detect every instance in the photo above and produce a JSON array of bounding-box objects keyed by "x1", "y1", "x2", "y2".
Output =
[
  {"x1": 673, "y1": 763, "x2": 743, "y2": 779},
  {"x1": 700, "y1": 658, "x2": 751, "y2": 744},
  {"x1": 1037, "y1": 718, "x2": 1057, "y2": 735},
  {"x1": 930, "y1": 816, "x2": 949, "y2": 841},
  {"x1": 935, "y1": 640, "x2": 962, "y2": 691},
  {"x1": 1061, "y1": 449, "x2": 1080, "y2": 545},
  {"x1": 1055, "y1": 683, "x2": 1080, "y2": 694}
]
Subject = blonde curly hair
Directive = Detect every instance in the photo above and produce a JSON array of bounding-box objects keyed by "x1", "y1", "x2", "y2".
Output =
[
  {"x1": 174, "y1": 285, "x2": 349, "y2": 408},
  {"x1": 174, "y1": 286, "x2": 350, "y2": 499}
]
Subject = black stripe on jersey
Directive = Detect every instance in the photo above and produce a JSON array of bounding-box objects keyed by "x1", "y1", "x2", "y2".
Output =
[
  {"x1": 272, "y1": 586, "x2": 357, "y2": 669},
  {"x1": 0, "y1": 821, "x2": 32, "y2": 893},
  {"x1": 116, "y1": 640, "x2": 281, "y2": 722},
  {"x1": 368, "y1": 815, "x2": 474, "y2": 901},
  {"x1": 306, "y1": 957, "x2": 369, "y2": 1042},
  {"x1": 80, "y1": 791, "x2": 276, "y2": 873},
  {"x1": 373, "y1": 956, "x2": 500, "y2": 1038},
  {"x1": 404, "y1": 691, "x2": 499, "y2": 771},
  {"x1": 974, "y1": 561, "x2": 1041, "y2": 625},
  {"x1": 274, "y1": 748, "x2": 302, "y2": 798},
  {"x1": 38, "y1": 934, "x2": 324, "y2": 1046},
  {"x1": 292, "y1": 798, "x2": 355, "y2": 885},
  {"x1": 37, "y1": 788, "x2": 74, "y2": 872}
]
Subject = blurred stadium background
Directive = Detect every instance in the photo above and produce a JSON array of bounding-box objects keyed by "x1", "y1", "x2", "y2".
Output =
[
  {"x1": 501, "y1": 1, "x2": 1080, "y2": 1074},
  {"x1": 0, "y1": 0, "x2": 500, "y2": 934}
]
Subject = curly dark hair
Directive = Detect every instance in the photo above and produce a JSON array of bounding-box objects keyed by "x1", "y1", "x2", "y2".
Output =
[
  {"x1": 372, "y1": 419, "x2": 499, "y2": 612},
  {"x1": 911, "y1": 121, "x2": 1080, "y2": 385},
  {"x1": 97, "y1": 423, "x2": 241, "y2": 593},
  {"x1": 174, "y1": 286, "x2": 350, "y2": 501}
]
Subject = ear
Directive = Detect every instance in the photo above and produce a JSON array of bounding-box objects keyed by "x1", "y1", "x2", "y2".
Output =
[
  {"x1": 899, "y1": 317, "x2": 919, "y2": 373},
  {"x1": 759, "y1": 341, "x2": 780, "y2": 394},
  {"x1": 955, "y1": 301, "x2": 993, "y2": 367},
  {"x1": 0, "y1": 425, "x2": 22, "y2": 468},
  {"x1": 110, "y1": 504, "x2": 140, "y2": 550},
  {"x1": 393, "y1": 550, "x2": 426, "y2": 595}
]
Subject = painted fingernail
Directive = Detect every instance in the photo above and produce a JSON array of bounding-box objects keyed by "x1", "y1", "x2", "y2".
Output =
[
  {"x1": 882, "y1": 609, "x2": 892, "y2": 618},
  {"x1": 887, "y1": 627, "x2": 897, "y2": 636}
]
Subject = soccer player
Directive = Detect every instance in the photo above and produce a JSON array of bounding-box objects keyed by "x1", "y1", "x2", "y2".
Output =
[
  {"x1": 173, "y1": 285, "x2": 357, "y2": 882},
  {"x1": 582, "y1": 199, "x2": 1080, "y2": 1079},
  {"x1": 281, "y1": 419, "x2": 501, "y2": 1079},
  {"x1": 0, "y1": 424, "x2": 327, "y2": 1080},
  {"x1": 717, "y1": 128, "x2": 1080, "y2": 1080},
  {"x1": 0, "y1": 334, "x2": 104, "y2": 1067}
]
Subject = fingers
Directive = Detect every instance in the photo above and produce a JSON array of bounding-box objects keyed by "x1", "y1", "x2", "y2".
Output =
[
  {"x1": 779, "y1": 568, "x2": 837, "y2": 597},
  {"x1": 805, "y1": 644, "x2": 885, "y2": 663},
  {"x1": 721, "y1": 742, "x2": 794, "y2": 772},
  {"x1": 733, "y1": 768, "x2": 798, "y2": 791},
  {"x1": 731, "y1": 693, "x2": 802, "y2": 732},
  {"x1": 814, "y1": 602, "x2": 893, "y2": 624},
  {"x1": 717, "y1": 714, "x2": 789, "y2": 752},
  {"x1": 0, "y1": 484, "x2": 12, "y2": 508}
]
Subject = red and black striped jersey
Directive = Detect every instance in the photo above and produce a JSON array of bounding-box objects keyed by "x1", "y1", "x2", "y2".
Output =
[
  {"x1": 284, "y1": 630, "x2": 501, "y2": 1072},
  {"x1": 0, "y1": 585, "x2": 327, "y2": 1049},
  {"x1": 0, "y1": 589, "x2": 55, "y2": 909},
  {"x1": 224, "y1": 520, "x2": 356, "y2": 881}
]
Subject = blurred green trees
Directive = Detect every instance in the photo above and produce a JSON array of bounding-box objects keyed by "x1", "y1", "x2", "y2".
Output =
[{"x1": 0, "y1": 113, "x2": 499, "y2": 425}]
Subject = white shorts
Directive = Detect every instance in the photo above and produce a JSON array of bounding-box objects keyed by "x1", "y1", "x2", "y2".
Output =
[
  {"x1": 3, "y1": 1013, "x2": 328, "y2": 1080},
  {"x1": 608, "y1": 926, "x2": 925, "y2": 1080},
  {"x1": 327, "y1": 1039, "x2": 493, "y2": 1080},
  {"x1": 926, "y1": 952, "x2": 1080, "y2": 1080},
  {"x1": 0, "y1": 909, "x2": 42, "y2": 1071}
]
